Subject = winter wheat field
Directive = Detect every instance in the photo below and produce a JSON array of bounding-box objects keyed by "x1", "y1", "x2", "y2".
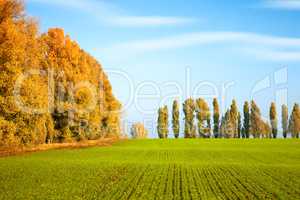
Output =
[{"x1": 0, "y1": 139, "x2": 299, "y2": 200}]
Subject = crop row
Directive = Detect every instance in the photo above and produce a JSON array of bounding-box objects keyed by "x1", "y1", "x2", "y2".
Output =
[{"x1": 90, "y1": 163, "x2": 299, "y2": 200}]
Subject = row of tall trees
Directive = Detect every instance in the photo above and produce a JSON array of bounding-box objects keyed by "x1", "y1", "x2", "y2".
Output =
[
  {"x1": 157, "y1": 98, "x2": 300, "y2": 139},
  {"x1": 0, "y1": 0, "x2": 121, "y2": 147}
]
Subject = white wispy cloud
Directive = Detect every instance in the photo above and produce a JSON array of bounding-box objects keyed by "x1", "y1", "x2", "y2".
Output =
[
  {"x1": 245, "y1": 48, "x2": 300, "y2": 61},
  {"x1": 263, "y1": 0, "x2": 300, "y2": 10},
  {"x1": 100, "y1": 32, "x2": 300, "y2": 61},
  {"x1": 105, "y1": 32, "x2": 300, "y2": 51},
  {"x1": 28, "y1": 0, "x2": 92, "y2": 10},
  {"x1": 112, "y1": 16, "x2": 195, "y2": 27},
  {"x1": 27, "y1": 0, "x2": 195, "y2": 27}
]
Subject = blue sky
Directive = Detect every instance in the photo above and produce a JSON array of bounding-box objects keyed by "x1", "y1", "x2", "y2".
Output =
[{"x1": 26, "y1": 0, "x2": 300, "y2": 137}]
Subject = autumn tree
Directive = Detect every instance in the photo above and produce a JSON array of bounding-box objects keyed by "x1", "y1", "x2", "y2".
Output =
[
  {"x1": 157, "y1": 106, "x2": 169, "y2": 139},
  {"x1": 230, "y1": 100, "x2": 239, "y2": 138},
  {"x1": 131, "y1": 123, "x2": 148, "y2": 139},
  {"x1": 261, "y1": 120, "x2": 271, "y2": 138},
  {"x1": 0, "y1": 117, "x2": 17, "y2": 147},
  {"x1": 196, "y1": 98, "x2": 211, "y2": 138},
  {"x1": 250, "y1": 101, "x2": 261, "y2": 138},
  {"x1": 269, "y1": 102, "x2": 278, "y2": 138},
  {"x1": 0, "y1": 0, "x2": 121, "y2": 146},
  {"x1": 183, "y1": 98, "x2": 195, "y2": 138},
  {"x1": 172, "y1": 100, "x2": 180, "y2": 138},
  {"x1": 289, "y1": 103, "x2": 300, "y2": 138},
  {"x1": 250, "y1": 100, "x2": 267, "y2": 138},
  {"x1": 0, "y1": 0, "x2": 24, "y2": 23},
  {"x1": 221, "y1": 101, "x2": 238, "y2": 138},
  {"x1": 282, "y1": 105, "x2": 288, "y2": 138},
  {"x1": 213, "y1": 98, "x2": 220, "y2": 138},
  {"x1": 42, "y1": 28, "x2": 122, "y2": 141},
  {"x1": 164, "y1": 106, "x2": 169, "y2": 138},
  {"x1": 157, "y1": 108, "x2": 164, "y2": 139},
  {"x1": 243, "y1": 101, "x2": 250, "y2": 138},
  {"x1": 222, "y1": 110, "x2": 234, "y2": 138},
  {"x1": 0, "y1": 0, "x2": 54, "y2": 146}
]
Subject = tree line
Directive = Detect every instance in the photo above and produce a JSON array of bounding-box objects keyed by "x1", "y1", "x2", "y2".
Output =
[
  {"x1": 157, "y1": 98, "x2": 300, "y2": 139},
  {"x1": 0, "y1": 0, "x2": 121, "y2": 147}
]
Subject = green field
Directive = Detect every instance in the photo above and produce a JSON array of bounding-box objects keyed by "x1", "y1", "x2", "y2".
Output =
[{"x1": 0, "y1": 139, "x2": 300, "y2": 200}]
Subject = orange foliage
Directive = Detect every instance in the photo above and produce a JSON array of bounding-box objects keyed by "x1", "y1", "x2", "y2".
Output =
[{"x1": 0, "y1": 0, "x2": 121, "y2": 146}]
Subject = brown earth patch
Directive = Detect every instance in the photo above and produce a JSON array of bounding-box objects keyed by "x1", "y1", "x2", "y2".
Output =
[{"x1": 0, "y1": 137, "x2": 126, "y2": 157}]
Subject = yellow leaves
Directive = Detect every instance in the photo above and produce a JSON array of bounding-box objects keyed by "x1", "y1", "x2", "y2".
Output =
[
  {"x1": 0, "y1": 116, "x2": 18, "y2": 146},
  {"x1": 289, "y1": 104, "x2": 300, "y2": 137},
  {"x1": 0, "y1": 0, "x2": 121, "y2": 146},
  {"x1": 0, "y1": 96, "x2": 20, "y2": 116},
  {"x1": 196, "y1": 98, "x2": 210, "y2": 120},
  {"x1": 131, "y1": 123, "x2": 148, "y2": 139},
  {"x1": 0, "y1": 0, "x2": 24, "y2": 23}
]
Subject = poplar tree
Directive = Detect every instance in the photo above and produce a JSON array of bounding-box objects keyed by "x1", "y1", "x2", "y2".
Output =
[
  {"x1": 224, "y1": 110, "x2": 234, "y2": 138},
  {"x1": 262, "y1": 120, "x2": 272, "y2": 138},
  {"x1": 230, "y1": 100, "x2": 239, "y2": 138},
  {"x1": 243, "y1": 101, "x2": 250, "y2": 138},
  {"x1": 131, "y1": 123, "x2": 148, "y2": 139},
  {"x1": 238, "y1": 112, "x2": 242, "y2": 138},
  {"x1": 192, "y1": 125, "x2": 197, "y2": 138},
  {"x1": 241, "y1": 127, "x2": 246, "y2": 138},
  {"x1": 269, "y1": 102, "x2": 278, "y2": 138},
  {"x1": 213, "y1": 98, "x2": 220, "y2": 138},
  {"x1": 157, "y1": 108, "x2": 164, "y2": 138},
  {"x1": 220, "y1": 115, "x2": 225, "y2": 138},
  {"x1": 172, "y1": 100, "x2": 180, "y2": 138},
  {"x1": 289, "y1": 103, "x2": 300, "y2": 138},
  {"x1": 196, "y1": 98, "x2": 211, "y2": 138},
  {"x1": 183, "y1": 98, "x2": 195, "y2": 138},
  {"x1": 250, "y1": 100, "x2": 263, "y2": 138},
  {"x1": 157, "y1": 106, "x2": 169, "y2": 139},
  {"x1": 163, "y1": 106, "x2": 169, "y2": 138},
  {"x1": 282, "y1": 105, "x2": 288, "y2": 138}
]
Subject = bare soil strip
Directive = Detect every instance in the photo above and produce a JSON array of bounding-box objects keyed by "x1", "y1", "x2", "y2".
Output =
[{"x1": 0, "y1": 138, "x2": 124, "y2": 157}]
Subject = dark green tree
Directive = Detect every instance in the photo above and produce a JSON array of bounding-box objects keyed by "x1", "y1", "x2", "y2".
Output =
[
  {"x1": 220, "y1": 115, "x2": 225, "y2": 138},
  {"x1": 172, "y1": 100, "x2": 180, "y2": 138},
  {"x1": 241, "y1": 127, "x2": 245, "y2": 139},
  {"x1": 282, "y1": 105, "x2": 288, "y2": 138},
  {"x1": 238, "y1": 112, "x2": 242, "y2": 138},
  {"x1": 213, "y1": 98, "x2": 220, "y2": 138},
  {"x1": 243, "y1": 101, "x2": 250, "y2": 138}
]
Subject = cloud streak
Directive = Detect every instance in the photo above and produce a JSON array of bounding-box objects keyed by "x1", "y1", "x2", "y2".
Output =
[
  {"x1": 245, "y1": 48, "x2": 300, "y2": 61},
  {"x1": 105, "y1": 32, "x2": 300, "y2": 51},
  {"x1": 112, "y1": 16, "x2": 196, "y2": 27},
  {"x1": 263, "y1": 0, "x2": 300, "y2": 10},
  {"x1": 27, "y1": 0, "x2": 195, "y2": 27},
  {"x1": 101, "y1": 32, "x2": 300, "y2": 61}
]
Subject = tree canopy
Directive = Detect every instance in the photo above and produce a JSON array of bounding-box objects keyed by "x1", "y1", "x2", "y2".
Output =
[{"x1": 0, "y1": 0, "x2": 121, "y2": 147}]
